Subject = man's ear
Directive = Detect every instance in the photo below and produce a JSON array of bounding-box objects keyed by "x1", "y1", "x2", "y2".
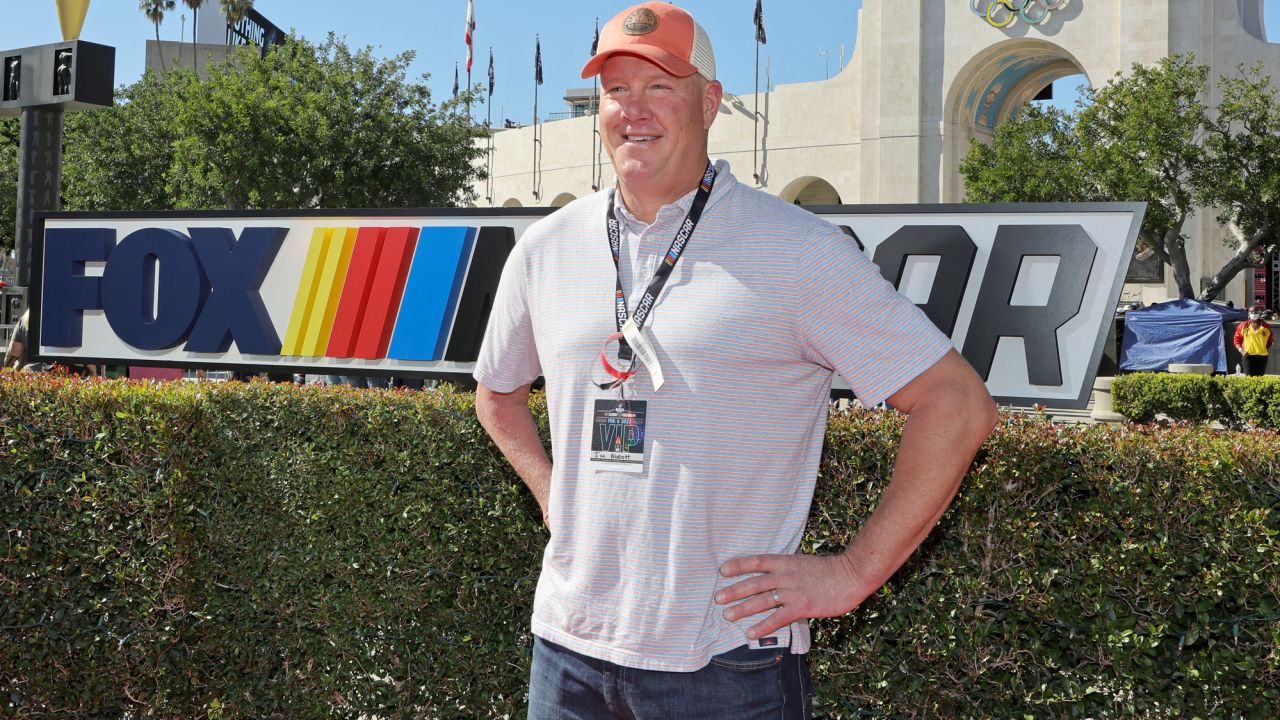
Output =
[{"x1": 703, "y1": 79, "x2": 723, "y2": 129}]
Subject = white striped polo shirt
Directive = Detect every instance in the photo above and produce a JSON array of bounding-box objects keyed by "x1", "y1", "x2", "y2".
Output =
[{"x1": 474, "y1": 160, "x2": 953, "y2": 672}]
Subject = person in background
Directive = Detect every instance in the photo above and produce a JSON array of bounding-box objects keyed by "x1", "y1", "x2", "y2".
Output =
[
  {"x1": 3, "y1": 309, "x2": 30, "y2": 370},
  {"x1": 1234, "y1": 303, "x2": 1273, "y2": 376},
  {"x1": 4, "y1": 309, "x2": 98, "y2": 377}
]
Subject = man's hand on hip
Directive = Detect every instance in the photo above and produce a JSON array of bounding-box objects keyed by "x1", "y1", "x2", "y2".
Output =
[
  {"x1": 713, "y1": 351, "x2": 996, "y2": 642},
  {"x1": 714, "y1": 553, "x2": 864, "y2": 641}
]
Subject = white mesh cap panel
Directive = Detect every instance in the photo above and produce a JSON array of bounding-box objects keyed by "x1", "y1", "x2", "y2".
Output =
[{"x1": 690, "y1": 22, "x2": 716, "y2": 80}]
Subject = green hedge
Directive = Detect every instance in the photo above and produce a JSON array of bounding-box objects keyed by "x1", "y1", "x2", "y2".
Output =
[
  {"x1": 2, "y1": 373, "x2": 1278, "y2": 718},
  {"x1": 1113, "y1": 372, "x2": 1280, "y2": 428}
]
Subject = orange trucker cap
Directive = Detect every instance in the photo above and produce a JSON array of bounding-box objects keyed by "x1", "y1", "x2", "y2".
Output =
[{"x1": 581, "y1": 2, "x2": 716, "y2": 81}]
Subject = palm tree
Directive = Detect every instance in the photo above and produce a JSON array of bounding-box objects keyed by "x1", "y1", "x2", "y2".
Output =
[
  {"x1": 139, "y1": 0, "x2": 176, "y2": 73},
  {"x1": 219, "y1": 0, "x2": 253, "y2": 26},
  {"x1": 182, "y1": 0, "x2": 202, "y2": 69}
]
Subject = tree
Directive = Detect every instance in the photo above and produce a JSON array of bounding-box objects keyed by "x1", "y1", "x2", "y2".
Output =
[
  {"x1": 219, "y1": 0, "x2": 254, "y2": 25},
  {"x1": 58, "y1": 36, "x2": 485, "y2": 214},
  {"x1": 139, "y1": 0, "x2": 177, "y2": 73},
  {"x1": 61, "y1": 68, "x2": 196, "y2": 214},
  {"x1": 1, "y1": 119, "x2": 17, "y2": 255},
  {"x1": 958, "y1": 104, "x2": 1094, "y2": 204},
  {"x1": 960, "y1": 54, "x2": 1227, "y2": 300},
  {"x1": 169, "y1": 35, "x2": 484, "y2": 210},
  {"x1": 1197, "y1": 64, "x2": 1280, "y2": 300},
  {"x1": 182, "y1": 0, "x2": 202, "y2": 69},
  {"x1": 1076, "y1": 55, "x2": 1210, "y2": 300}
]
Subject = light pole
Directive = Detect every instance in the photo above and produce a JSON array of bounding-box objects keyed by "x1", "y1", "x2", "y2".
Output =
[
  {"x1": 2, "y1": 0, "x2": 114, "y2": 313},
  {"x1": 818, "y1": 46, "x2": 832, "y2": 80}
]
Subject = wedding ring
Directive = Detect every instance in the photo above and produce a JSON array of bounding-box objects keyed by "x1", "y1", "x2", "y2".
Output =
[{"x1": 770, "y1": 589, "x2": 782, "y2": 605}]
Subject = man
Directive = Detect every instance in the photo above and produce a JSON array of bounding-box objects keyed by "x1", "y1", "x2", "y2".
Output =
[
  {"x1": 3, "y1": 309, "x2": 28, "y2": 370},
  {"x1": 473, "y1": 3, "x2": 997, "y2": 717},
  {"x1": 3, "y1": 309, "x2": 98, "y2": 376},
  {"x1": 1234, "y1": 303, "x2": 1273, "y2": 376}
]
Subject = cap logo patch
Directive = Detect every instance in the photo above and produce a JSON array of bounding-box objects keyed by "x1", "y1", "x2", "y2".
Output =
[{"x1": 623, "y1": 8, "x2": 659, "y2": 35}]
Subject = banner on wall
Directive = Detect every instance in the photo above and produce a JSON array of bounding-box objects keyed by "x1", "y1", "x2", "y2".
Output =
[{"x1": 33, "y1": 203, "x2": 1143, "y2": 407}]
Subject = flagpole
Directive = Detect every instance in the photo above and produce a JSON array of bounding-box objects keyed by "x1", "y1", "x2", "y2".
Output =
[
  {"x1": 590, "y1": 18, "x2": 601, "y2": 192},
  {"x1": 533, "y1": 35, "x2": 540, "y2": 201},
  {"x1": 487, "y1": 47, "x2": 494, "y2": 206},
  {"x1": 465, "y1": 0, "x2": 476, "y2": 126},
  {"x1": 592, "y1": 76, "x2": 600, "y2": 191},
  {"x1": 533, "y1": 88, "x2": 539, "y2": 201},
  {"x1": 494, "y1": 104, "x2": 505, "y2": 206},
  {"x1": 753, "y1": 37, "x2": 760, "y2": 185},
  {"x1": 765, "y1": 55, "x2": 771, "y2": 186},
  {"x1": 486, "y1": 97, "x2": 493, "y2": 208}
]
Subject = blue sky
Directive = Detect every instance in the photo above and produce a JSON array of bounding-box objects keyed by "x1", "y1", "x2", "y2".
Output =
[
  {"x1": 2, "y1": 1, "x2": 1279, "y2": 123},
  {"x1": 1, "y1": 0, "x2": 857, "y2": 125}
]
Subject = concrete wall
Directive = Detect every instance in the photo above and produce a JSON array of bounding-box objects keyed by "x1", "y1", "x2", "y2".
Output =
[
  {"x1": 474, "y1": 1, "x2": 1280, "y2": 307},
  {"x1": 144, "y1": 39, "x2": 239, "y2": 80},
  {"x1": 479, "y1": 60, "x2": 863, "y2": 210}
]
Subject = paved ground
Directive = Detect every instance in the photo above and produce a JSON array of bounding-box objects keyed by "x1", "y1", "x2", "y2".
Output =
[
  {"x1": 1005, "y1": 398, "x2": 1097, "y2": 425},
  {"x1": 838, "y1": 397, "x2": 1101, "y2": 425}
]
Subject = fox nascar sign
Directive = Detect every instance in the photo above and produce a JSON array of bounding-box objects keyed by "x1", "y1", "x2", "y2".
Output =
[{"x1": 32, "y1": 204, "x2": 1143, "y2": 407}]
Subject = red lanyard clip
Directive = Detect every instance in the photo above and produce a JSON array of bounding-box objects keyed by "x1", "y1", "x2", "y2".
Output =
[{"x1": 599, "y1": 332, "x2": 636, "y2": 389}]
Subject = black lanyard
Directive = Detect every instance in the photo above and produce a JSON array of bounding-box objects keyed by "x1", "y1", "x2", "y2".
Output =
[{"x1": 605, "y1": 161, "x2": 717, "y2": 363}]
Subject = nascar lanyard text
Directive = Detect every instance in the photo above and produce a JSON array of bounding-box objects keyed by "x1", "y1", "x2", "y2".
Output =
[{"x1": 605, "y1": 161, "x2": 717, "y2": 362}]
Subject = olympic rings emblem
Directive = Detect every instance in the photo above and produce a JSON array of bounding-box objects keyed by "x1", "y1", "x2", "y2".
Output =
[{"x1": 971, "y1": 0, "x2": 1071, "y2": 28}]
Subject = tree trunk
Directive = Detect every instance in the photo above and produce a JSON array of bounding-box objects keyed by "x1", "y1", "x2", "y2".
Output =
[
  {"x1": 1140, "y1": 228, "x2": 1170, "y2": 266},
  {"x1": 1162, "y1": 224, "x2": 1195, "y2": 299},
  {"x1": 155, "y1": 25, "x2": 167, "y2": 73},
  {"x1": 1198, "y1": 223, "x2": 1271, "y2": 302}
]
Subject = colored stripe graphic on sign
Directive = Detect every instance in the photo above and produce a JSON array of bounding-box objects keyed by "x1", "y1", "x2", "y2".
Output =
[
  {"x1": 353, "y1": 227, "x2": 418, "y2": 359},
  {"x1": 323, "y1": 226, "x2": 419, "y2": 359},
  {"x1": 443, "y1": 226, "x2": 516, "y2": 362},
  {"x1": 328, "y1": 227, "x2": 420, "y2": 358},
  {"x1": 282, "y1": 227, "x2": 331, "y2": 356},
  {"x1": 282, "y1": 227, "x2": 357, "y2": 356},
  {"x1": 387, "y1": 226, "x2": 477, "y2": 361},
  {"x1": 326, "y1": 226, "x2": 388, "y2": 358}
]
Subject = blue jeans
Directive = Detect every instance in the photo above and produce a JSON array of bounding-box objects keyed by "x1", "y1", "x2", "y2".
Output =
[{"x1": 528, "y1": 637, "x2": 813, "y2": 719}]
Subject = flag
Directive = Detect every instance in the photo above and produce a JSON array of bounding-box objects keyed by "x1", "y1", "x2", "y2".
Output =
[
  {"x1": 464, "y1": 0, "x2": 476, "y2": 72},
  {"x1": 453, "y1": 63, "x2": 459, "y2": 98},
  {"x1": 488, "y1": 47, "x2": 495, "y2": 97},
  {"x1": 754, "y1": 0, "x2": 767, "y2": 44},
  {"x1": 535, "y1": 36, "x2": 543, "y2": 86},
  {"x1": 590, "y1": 18, "x2": 599, "y2": 57}
]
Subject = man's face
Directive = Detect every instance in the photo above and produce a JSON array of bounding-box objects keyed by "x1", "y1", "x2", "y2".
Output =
[{"x1": 598, "y1": 54, "x2": 721, "y2": 199}]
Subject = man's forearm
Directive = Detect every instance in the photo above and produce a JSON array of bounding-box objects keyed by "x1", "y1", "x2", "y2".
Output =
[
  {"x1": 839, "y1": 353, "x2": 997, "y2": 603},
  {"x1": 714, "y1": 353, "x2": 996, "y2": 640},
  {"x1": 476, "y1": 384, "x2": 553, "y2": 522}
]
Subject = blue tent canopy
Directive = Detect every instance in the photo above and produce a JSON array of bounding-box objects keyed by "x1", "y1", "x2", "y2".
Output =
[{"x1": 1120, "y1": 299, "x2": 1248, "y2": 372}]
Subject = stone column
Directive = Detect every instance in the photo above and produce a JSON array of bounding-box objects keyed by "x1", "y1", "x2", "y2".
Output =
[
  {"x1": 858, "y1": 1, "x2": 927, "y2": 203},
  {"x1": 15, "y1": 106, "x2": 63, "y2": 289},
  {"x1": 1090, "y1": 376, "x2": 1125, "y2": 424}
]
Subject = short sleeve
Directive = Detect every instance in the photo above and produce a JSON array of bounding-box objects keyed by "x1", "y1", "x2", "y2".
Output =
[
  {"x1": 796, "y1": 224, "x2": 954, "y2": 407},
  {"x1": 473, "y1": 241, "x2": 542, "y2": 392}
]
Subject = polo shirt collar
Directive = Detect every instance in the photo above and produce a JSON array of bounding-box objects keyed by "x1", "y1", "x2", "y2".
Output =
[{"x1": 613, "y1": 158, "x2": 736, "y2": 227}]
